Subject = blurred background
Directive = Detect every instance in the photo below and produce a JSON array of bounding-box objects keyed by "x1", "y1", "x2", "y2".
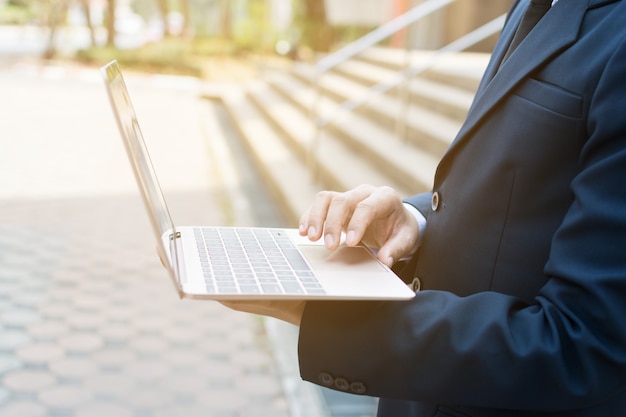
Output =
[{"x1": 0, "y1": 0, "x2": 510, "y2": 76}]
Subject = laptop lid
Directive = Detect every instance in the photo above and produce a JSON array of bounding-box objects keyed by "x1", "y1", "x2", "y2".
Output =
[{"x1": 101, "y1": 60, "x2": 183, "y2": 290}]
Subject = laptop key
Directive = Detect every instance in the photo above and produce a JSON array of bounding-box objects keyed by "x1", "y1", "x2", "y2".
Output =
[
  {"x1": 281, "y1": 248, "x2": 311, "y2": 272},
  {"x1": 281, "y1": 281, "x2": 304, "y2": 294},
  {"x1": 217, "y1": 285, "x2": 238, "y2": 294},
  {"x1": 261, "y1": 284, "x2": 283, "y2": 294},
  {"x1": 239, "y1": 285, "x2": 261, "y2": 294}
]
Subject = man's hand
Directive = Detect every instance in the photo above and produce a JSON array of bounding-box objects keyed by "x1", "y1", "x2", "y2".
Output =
[
  {"x1": 299, "y1": 185, "x2": 420, "y2": 267},
  {"x1": 219, "y1": 300, "x2": 306, "y2": 326},
  {"x1": 219, "y1": 185, "x2": 419, "y2": 326}
]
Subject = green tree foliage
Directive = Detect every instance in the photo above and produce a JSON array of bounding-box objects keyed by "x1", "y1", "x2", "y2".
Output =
[{"x1": 297, "y1": 0, "x2": 333, "y2": 52}]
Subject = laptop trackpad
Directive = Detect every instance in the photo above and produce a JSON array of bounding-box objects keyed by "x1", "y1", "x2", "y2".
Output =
[{"x1": 298, "y1": 245, "x2": 386, "y2": 272}]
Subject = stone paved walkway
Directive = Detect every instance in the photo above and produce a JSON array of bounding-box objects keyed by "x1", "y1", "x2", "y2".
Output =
[{"x1": 0, "y1": 61, "x2": 293, "y2": 417}]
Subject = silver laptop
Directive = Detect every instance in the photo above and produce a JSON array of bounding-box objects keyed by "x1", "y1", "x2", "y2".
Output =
[{"x1": 101, "y1": 60, "x2": 415, "y2": 300}]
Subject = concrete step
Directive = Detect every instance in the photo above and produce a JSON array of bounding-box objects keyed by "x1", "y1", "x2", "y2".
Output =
[
  {"x1": 246, "y1": 80, "x2": 419, "y2": 197},
  {"x1": 357, "y1": 47, "x2": 488, "y2": 93},
  {"x1": 289, "y1": 63, "x2": 458, "y2": 159},
  {"x1": 324, "y1": 58, "x2": 474, "y2": 124},
  {"x1": 262, "y1": 73, "x2": 437, "y2": 194},
  {"x1": 219, "y1": 87, "x2": 320, "y2": 225}
]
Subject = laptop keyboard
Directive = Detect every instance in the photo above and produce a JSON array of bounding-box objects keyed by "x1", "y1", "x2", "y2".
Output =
[{"x1": 194, "y1": 227, "x2": 326, "y2": 295}]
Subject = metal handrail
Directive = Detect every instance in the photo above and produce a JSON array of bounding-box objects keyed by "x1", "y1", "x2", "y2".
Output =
[
  {"x1": 308, "y1": 3, "x2": 507, "y2": 171},
  {"x1": 317, "y1": 14, "x2": 507, "y2": 129},
  {"x1": 314, "y1": 0, "x2": 457, "y2": 75}
]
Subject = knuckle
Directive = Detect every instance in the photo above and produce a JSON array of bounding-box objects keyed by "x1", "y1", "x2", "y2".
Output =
[
  {"x1": 355, "y1": 199, "x2": 375, "y2": 211},
  {"x1": 355, "y1": 184, "x2": 374, "y2": 193},
  {"x1": 316, "y1": 190, "x2": 335, "y2": 201},
  {"x1": 378, "y1": 185, "x2": 399, "y2": 198},
  {"x1": 331, "y1": 194, "x2": 349, "y2": 205}
]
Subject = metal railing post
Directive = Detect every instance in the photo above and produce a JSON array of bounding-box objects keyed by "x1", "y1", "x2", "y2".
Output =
[
  {"x1": 310, "y1": 0, "x2": 458, "y2": 163},
  {"x1": 306, "y1": 1, "x2": 507, "y2": 184},
  {"x1": 309, "y1": 73, "x2": 323, "y2": 182}
]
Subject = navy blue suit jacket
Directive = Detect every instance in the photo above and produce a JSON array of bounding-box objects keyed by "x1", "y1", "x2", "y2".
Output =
[{"x1": 298, "y1": 0, "x2": 626, "y2": 416}]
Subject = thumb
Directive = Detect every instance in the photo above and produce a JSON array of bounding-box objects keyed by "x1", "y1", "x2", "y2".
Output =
[{"x1": 376, "y1": 232, "x2": 418, "y2": 268}]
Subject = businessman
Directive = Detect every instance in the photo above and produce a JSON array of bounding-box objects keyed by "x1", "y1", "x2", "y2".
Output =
[{"x1": 223, "y1": 0, "x2": 626, "y2": 415}]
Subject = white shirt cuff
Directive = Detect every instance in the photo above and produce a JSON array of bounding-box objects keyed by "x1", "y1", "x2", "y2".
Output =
[{"x1": 403, "y1": 202, "x2": 427, "y2": 257}]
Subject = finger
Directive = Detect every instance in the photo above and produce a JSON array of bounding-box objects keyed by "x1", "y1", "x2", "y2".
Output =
[
  {"x1": 346, "y1": 186, "x2": 399, "y2": 246},
  {"x1": 300, "y1": 191, "x2": 336, "y2": 241},
  {"x1": 344, "y1": 195, "x2": 383, "y2": 246},
  {"x1": 322, "y1": 185, "x2": 376, "y2": 249},
  {"x1": 219, "y1": 300, "x2": 306, "y2": 326},
  {"x1": 298, "y1": 207, "x2": 311, "y2": 236},
  {"x1": 376, "y1": 210, "x2": 420, "y2": 267},
  {"x1": 376, "y1": 231, "x2": 417, "y2": 267},
  {"x1": 322, "y1": 193, "x2": 353, "y2": 249}
]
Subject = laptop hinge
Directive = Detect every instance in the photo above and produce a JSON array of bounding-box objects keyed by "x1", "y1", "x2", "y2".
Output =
[{"x1": 170, "y1": 232, "x2": 181, "y2": 240}]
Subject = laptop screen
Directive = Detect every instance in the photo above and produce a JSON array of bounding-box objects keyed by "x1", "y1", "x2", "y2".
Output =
[{"x1": 101, "y1": 61, "x2": 177, "y2": 243}]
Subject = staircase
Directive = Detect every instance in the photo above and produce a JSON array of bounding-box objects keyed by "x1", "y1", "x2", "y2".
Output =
[{"x1": 217, "y1": 48, "x2": 490, "y2": 226}]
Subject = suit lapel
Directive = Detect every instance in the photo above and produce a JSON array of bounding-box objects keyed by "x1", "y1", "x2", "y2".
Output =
[
  {"x1": 438, "y1": 0, "x2": 590, "y2": 174},
  {"x1": 474, "y1": 0, "x2": 527, "y2": 96}
]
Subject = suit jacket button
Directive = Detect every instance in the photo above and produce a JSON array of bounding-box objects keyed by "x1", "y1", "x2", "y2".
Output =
[
  {"x1": 350, "y1": 381, "x2": 367, "y2": 394},
  {"x1": 319, "y1": 372, "x2": 334, "y2": 387},
  {"x1": 334, "y1": 377, "x2": 350, "y2": 391},
  {"x1": 431, "y1": 192, "x2": 441, "y2": 211}
]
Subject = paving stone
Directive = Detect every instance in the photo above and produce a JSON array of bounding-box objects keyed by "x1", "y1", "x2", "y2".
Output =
[
  {"x1": 15, "y1": 342, "x2": 65, "y2": 365},
  {"x1": 98, "y1": 322, "x2": 136, "y2": 342},
  {"x1": 0, "y1": 386, "x2": 9, "y2": 405},
  {"x1": 226, "y1": 325, "x2": 258, "y2": 346},
  {"x1": 160, "y1": 347, "x2": 216, "y2": 368},
  {"x1": 159, "y1": 325, "x2": 202, "y2": 345},
  {"x1": 74, "y1": 402, "x2": 134, "y2": 417},
  {"x1": 235, "y1": 372, "x2": 284, "y2": 398},
  {"x1": 48, "y1": 357, "x2": 98, "y2": 380},
  {"x1": 38, "y1": 385, "x2": 93, "y2": 408},
  {"x1": 1, "y1": 308, "x2": 40, "y2": 327},
  {"x1": 83, "y1": 372, "x2": 135, "y2": 397},
  {"x1": 230, "y1": 348, "x2": 274, "y2": 371},
  {"x1": 73, "y1": 279, "x2": 116, "y2": 296},
  {"x1": 240, "y1": 399, "x2": 291, "y2": 417},
  {"x1": 153, "y1": 403, "x2": 234, "y2": 417},
  {"x1": 8, "y1": 292, "x2": 48, "y2": 308},
  {"x1": 65, "y1": 312, "x2": 108, "y2": 330},
  {"x1": 103, "y1": 304, "x2": 140, "y2": 322},
  {"x1": 0, "y1": 330, "x2": 31, "y2": 351},
  {"x1": 26, "y1": 320, "x2": 71, "y2": 340},
  {"x1": 195, "y1": 388, "x2": 251, "y2": 411},
  {"x1": 158, "y1": 373, "x2": 212, "y2": 395},
  {"x1": 71, "y1": 293, "x2": 111, "y2": 310},
  {"x1": 0, "y1": 401, "x2": 48, "y2": 417},
  {"x1": 52, "y1": 271, "x2": 86, "y2": 287},
  {"x1": 57, "y1": 333, "x2": 104, "y2": 353},
  {"x1": 91, "y1": 347, "x2": 136, "y2": 369},
  {"x1": 37, "y1": 302, "x2": 75, "y2": 320},
  {"x1": 196, "y1": 335, "x2": 242, "y2": 358},
  {"x1": 125, "y1": 360, "x2": 171, "y2": 381},
  {"x1": 130, "y1": 315, "x2": 167, "y2": 333},
  {"x1": 195, "y1": 358, "x2": 244, "y2": 379},
  {"x1": 123, "y1": 388, "x2": 174, "y2": 409},
  {"x1": 0, "y1": 354, "x2": 22, "y2": 374},
  {"x1": 2, "y1": 369, "x2": 56, "y2": 392}
]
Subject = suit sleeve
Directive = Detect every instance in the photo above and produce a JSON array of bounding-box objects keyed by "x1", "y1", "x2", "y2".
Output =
[
  {"x1": 403, "y1": 192, "x2": 433, "y2": 220},
  {"x1": 297, "y1": 38, "x2": 626, "y2": 411}
]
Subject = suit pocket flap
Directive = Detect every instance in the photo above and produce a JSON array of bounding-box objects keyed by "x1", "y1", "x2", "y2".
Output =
[{"x1": 514, "y1": 78, "x2": 583, "y2": 118}]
